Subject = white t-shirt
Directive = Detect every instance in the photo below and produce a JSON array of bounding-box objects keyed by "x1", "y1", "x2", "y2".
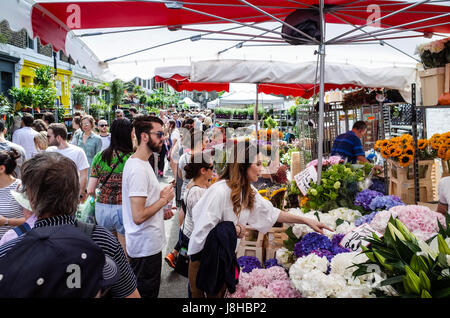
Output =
[
  {"x1": 122, "y1": 157, "x2": 166, "y2": 258},
  {"x1": 171, "y1": 129, "x2": 181, "y2": 145},
  {"x1": 100, "y1": 134, "x2": 111, "y2": 151},
  {"x1": 187, "y1": 180, "x2": 280, "y2": 256},
  {"x1": 46, "y1": 144, "x2": 90, "y2": 172},
  {"x1": 12, "y1": 127, "x2": 39, "y2": 160},
  {"x1": 438, "y1": 177, "x2": 450, "y2": 210},
  {"x1": 178, "y1": 152, "x2": 191, "y2": 200},
  {"x1": 182, "y1": 185, "x2": 206, "y2": 238}
]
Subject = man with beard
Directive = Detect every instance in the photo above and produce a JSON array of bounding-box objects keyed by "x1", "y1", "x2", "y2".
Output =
[
  {"x1": 122, "y1": 115, "x2": 175, "y2": 298},
  {"x1": 46, "y1": 123, "x2": 90, "y2": 202}
]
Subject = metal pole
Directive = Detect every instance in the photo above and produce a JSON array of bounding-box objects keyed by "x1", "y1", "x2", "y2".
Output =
[
  {"x1": 411, "y1": 83, "x2": 420, "y2": 204},
  {"x1": 316, "y1": 0, "x2": 326, "y2": 185},
  {"x1": 255, "y1": 84, "x2": 259, "y2": 134}
]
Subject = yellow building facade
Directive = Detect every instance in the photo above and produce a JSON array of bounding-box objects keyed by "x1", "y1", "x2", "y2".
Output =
[{"x1": 19, "y1": 59, "x2": 72, "y2": 109}]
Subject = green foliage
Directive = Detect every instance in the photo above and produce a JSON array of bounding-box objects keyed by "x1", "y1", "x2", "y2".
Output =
[
  {"x1": 354, "y1": 217, "x2": 450, "y2": 298},
  {"x1": 110, "y1": 79, "x2": 124, "y2": 107},
  {"x1": 0, "y1": 33, "x2": 8, "y2": 44},
  {"x1": 145, "y1": 88, "x2": 179, "y2": 108},
  {"x1": 283, "y1": 226, "x2": 301, "y2": 251},
  {"x1": 302, "y1": 163, "x2": 373, "y2": 213},
  {"x1": 34, "y1": 65, "x2": 54, "y2": 89},
  {"x1": 288, "y1": 105, "x2": 298, "y2": 118},
  {"x1": 144, "y1": 106, "x2": 160, "y2": 115},
  {"x1": 33, "y1": 87, "x2": 57, "y2": 109},
  {"x1": 263, "y1": 116, "x2": 277, "y2": 129},
  {"x1": 8, "y1": 87, "x2": 34, "y2": 107},
  {"x1": 295, "y1": 97, "x2": 310, "y2": 106},
  {"x1": 71, "y1": 84, "x2": 91, "y2": 108}
]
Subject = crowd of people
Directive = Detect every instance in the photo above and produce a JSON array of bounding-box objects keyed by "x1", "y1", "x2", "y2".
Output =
[{"x1": 0, "y1": 105, "x2": 331, "y2": 298}]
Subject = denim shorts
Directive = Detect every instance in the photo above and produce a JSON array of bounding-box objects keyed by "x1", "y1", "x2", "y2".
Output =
[{"x1": 95, "y1": 202, "x2": 125, "y2": 235}]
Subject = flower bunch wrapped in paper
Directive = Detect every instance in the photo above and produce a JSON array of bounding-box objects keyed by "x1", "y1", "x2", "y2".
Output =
[{"x1": 415, "y1": 37, "x2": 450, "y2": 69}]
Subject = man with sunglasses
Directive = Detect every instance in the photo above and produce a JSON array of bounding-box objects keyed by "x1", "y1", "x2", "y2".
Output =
[
  {"x1": 97, "y1": 119, "x2": 111, "y2": 151},
  {"x1": 122, "y1": 115, "x2": 175, "y2": 298}
]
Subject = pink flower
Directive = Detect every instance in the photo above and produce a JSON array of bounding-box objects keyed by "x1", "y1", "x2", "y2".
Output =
[{"x1": 267, "y1": 279, "x2": 302, "y2": 298}]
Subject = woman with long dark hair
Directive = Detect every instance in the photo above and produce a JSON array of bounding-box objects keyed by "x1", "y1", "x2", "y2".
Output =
[
  {"x1": 87, "y1": 118, "x2": 133, "y2": 253},
  {"x1": 187, "y1": 139, "x2": 333, "y2": 298},
  {"x1": 0, "y1": 149, "x2": 25, "y2": 239}
]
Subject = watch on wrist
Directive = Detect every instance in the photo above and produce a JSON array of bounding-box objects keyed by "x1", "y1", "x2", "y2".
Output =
[{"x1": 4, "y1": 218, "x2": 9, "y2": 226}]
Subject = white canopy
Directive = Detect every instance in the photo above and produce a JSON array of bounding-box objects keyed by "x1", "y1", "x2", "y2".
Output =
[
  {"x1": 180, "y1": 97, "x2": 200, "y2": 108},
  {"x1": 219, "y1": 90, "x2": 284, "y2": 107},
  {"x1": 191, "y1": 59, "x2": 417, "y2": 102},
  {"x1": 207, "y1": 98, "x2": 219, "y2": 109}
]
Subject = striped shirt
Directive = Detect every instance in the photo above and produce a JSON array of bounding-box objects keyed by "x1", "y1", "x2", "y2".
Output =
[
  {"x1": 331, "y1": 131, "x2": 365, "y2": 164},
  {"x1": 0, "y1": 180, "x2": 23, "y2": 239},
  {"x1": 0, "y1": 215, "x2": 137, "y2": 298}
]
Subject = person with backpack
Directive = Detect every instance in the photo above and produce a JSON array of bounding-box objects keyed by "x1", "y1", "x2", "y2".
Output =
[{"x1": 0, "y1": 152, "x2": 140, "y2": 298}]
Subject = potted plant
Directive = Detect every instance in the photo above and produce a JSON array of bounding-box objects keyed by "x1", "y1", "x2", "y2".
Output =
[
  {"x1": 71, "y1": 84, "x2": 91, "y2": 110},
  {"x1": 8, "y1": 86, "x2": 35, "y2": 111}
]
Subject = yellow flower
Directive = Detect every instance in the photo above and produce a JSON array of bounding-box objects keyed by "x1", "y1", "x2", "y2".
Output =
[
  {"x1": 417, "y1": 139, "x2": 427, "y2": 150},
  {"x1": 399, "y1": 154, "x2": 413, "y2": 167},
  {"x1": 270, "y1": 188, "x2": 287, "y2": 197},
  {"x1": 403, "y1": 146, "x2": 415, "y2": 156},
  {"x1": 389, "y1": 146, "x2": 402, "y2": 158},
  {"x1": 438, "y1": 146, "x2": 447, "y2": 159},
  {"x1": 258, "y1": 189, "x2": 268, "y2": 195},
  {"x1": 263, "y1": 196, "x2": 270, "y2": 201},
  {"x1": 300, "y1": 196, "x2": 309, "y2": 207},
  {"x1": 401, "y1": 134, "x2": 413, "y2": 144}
]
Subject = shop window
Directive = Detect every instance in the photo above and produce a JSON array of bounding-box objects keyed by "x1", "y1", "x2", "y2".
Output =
[{"x1": 27, "y1": 36, "x2": 34, "y2": 50}]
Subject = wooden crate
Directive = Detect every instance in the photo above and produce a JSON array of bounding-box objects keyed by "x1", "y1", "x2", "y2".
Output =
[
  {"x1": 442, "y1": 159, "x2": 450, "y2": 178},
  {"x1": 445, "y1": 63, "x2": 450, "y2": 93},
  {"x1": 263, "y1": 225, "x2": 288, "y2": 261},
  {"x1": 419, "y1": 67, "x2": 445, "y2": 106},
  {"x1": 388, "y1": 159, "x2": 434, "y2": 204},
  {"x1": 418, "y1": 201, "x2": 439, "y2": 211},
  {"x1": 236, "y1": 227, "x2": 265, "y2": 264}
]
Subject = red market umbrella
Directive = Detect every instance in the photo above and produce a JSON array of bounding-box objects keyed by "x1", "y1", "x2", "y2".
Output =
[{"x1": 154, "y1": 74, "x2": 230, "y2": 92}]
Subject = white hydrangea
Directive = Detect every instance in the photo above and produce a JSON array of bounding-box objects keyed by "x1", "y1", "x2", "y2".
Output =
[
  {"x1": 318, "y1": 213, "x2": 338, "y2": 230},
  {"x1": 335, "y1": 222, "x2": 356, "y2": 235},
  {"x1": 289, "y1": 254, "x2": 329, "y2": 281},
  {"x1": 292, "y1": 224, "x2": 315, "y2": 239},
  {"x1": 328, "y1": 208, "x2": 362, "y2": 223},
  {"x1": 275, "y1": 247, "x2": 294, "y2": 269},
  {"x1": 291, "y1": 270, "x2": 331, "y2": 298},
  {"x1": 330, "y1": 252, "x2": 361, "y2": 279}
]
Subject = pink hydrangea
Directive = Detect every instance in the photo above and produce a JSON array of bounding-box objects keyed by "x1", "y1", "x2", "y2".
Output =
[
  {"x1": 267, "y1": 279, "x2": 302, "y2": 298},
  {"x1": 226, "y1": 285, "x2": 248, "y2": 298},
  {"x1": 246, "y1": 286, "x2": 276, "y2": 298},
  {"x1": 306, "y1": 156, "x2": 343, "y2": 168},
  {"x1": 369, "y1": 205, "x2": 446, "y2": 241}
]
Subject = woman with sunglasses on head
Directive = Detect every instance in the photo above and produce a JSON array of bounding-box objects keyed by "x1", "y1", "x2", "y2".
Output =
[
  {"x1": 73, "y1": 115, "x2": 102, "y2": 167},
  {"x1": 187, "y1": 139, "x2": 333, "y2": 298},
  {"x1": 87, "y1": 119, "x2": 134, "y2": 254}
]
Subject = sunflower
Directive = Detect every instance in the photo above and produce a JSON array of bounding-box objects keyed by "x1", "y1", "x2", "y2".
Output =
[
  {"x1": 403, "y1": 146, "x2": 415, "y2": 156},
  {"x1": 445, "y1": 139, "x2": 450, "y2": 148},
  {"x1": 270, "y1": 187, "x2": 287, "y2": 198},
  {"x1": 445, "y1": 149, "x2": 450, "y2": 161},
  {"x1": 380, "y1": 140, "x2": 390, "y2": 149},
  {"x1": 417, "y1": 139, "x2": 428, "y2": 150},
  {"x1": 401, "y1": 134, "x2": 413, "y2": 144},
  {"x1": 374, "y1": 140, "x2": 384, "y2": 151},
  {"x1": 258, "y1": 189, "x2": 268, "y2": 195},
  {"x1": 438, "y1": 146, "x2": 447, "y2": 159},
  {"x1": 429, "y1": 134, "x2": 442, "y2": 150},
  {"x1": 262, "y1": 196, "x2": 270, "y2": 201},
  {"x1": 399, "y1": 154, "x2": 413, "y2": 167},
  {"x1": 388, "y1": 146, "x2": 402, "y2": 158},
  {"x1": 381, "y1": 148, "x2": 391, "y2": 159}
]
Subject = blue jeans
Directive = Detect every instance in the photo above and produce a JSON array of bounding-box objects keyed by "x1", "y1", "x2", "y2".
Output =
[{"x1": 95, "y1": 202, "x2": 125, "y2": 235}]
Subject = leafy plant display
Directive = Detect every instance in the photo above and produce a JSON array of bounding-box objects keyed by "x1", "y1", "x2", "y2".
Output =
[
  {"x1": 302, "y1": 163, "x2": 373, "y2": 213},
  {"x1": 353, "y1": 216, "x2": 450, "y2": 298}
]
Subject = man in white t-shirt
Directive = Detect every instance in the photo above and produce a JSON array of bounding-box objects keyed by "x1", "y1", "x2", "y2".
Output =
[
  {"x1": 12, "y1": 113, "x2": 39, "y2": 160},
  {"x1": 122, "y1": 114, "x2": 175, "y2": 298},
  {"x1": 46, "y1": 123, "x2": 90, "y2": 202},
  {"x1": 437, "y1": 176, "x2": 450, "y2": 215},
  {"x1": 97, "y1": 119, "x2": 111, "y2": 151}
]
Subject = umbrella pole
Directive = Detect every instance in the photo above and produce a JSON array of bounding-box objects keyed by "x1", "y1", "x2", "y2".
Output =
[
  {"x1": 316, "y1": 0, "x2": 325, "y2": 185},
  {"x1": 255, "y1": 83, "x2": 259, "y2": 134}
]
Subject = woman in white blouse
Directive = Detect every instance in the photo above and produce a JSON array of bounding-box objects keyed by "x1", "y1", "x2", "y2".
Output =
[{"x1": 187, "y1": 140, "x2": 332, "y2": 298}]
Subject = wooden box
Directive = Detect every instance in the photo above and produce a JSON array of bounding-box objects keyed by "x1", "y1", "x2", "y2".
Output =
[
  {"x1": 442, "y1": 159, "x2": 450, "y2": 178},
  {"x1": 419, "y1": 67, "x2": 445, "y2": 106},
  {"x1": 418, "y1": 201, "x2": 439, "y2": 212},
  {"x1": 263, "y1": 225, "x2": 288, "y2": 261},
  {"x1": 445, "y1": 64, "x2": 450, "y2": 94},
  {"x1": 236, "y1": 227, "x2": 265, "y2": 264},
  {"x1": 388, "y1": 159, "x2": 434, "y2": 204}
]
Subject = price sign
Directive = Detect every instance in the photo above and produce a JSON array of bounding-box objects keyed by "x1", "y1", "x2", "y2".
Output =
[
  {"x1": 339, "y1": 223, "x2": 383, "y2": 252},
  {"x1": 294, "y1": 166, "x2": 317, "y2": 196}
]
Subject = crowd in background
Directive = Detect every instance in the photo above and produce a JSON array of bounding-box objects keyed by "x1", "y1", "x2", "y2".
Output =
[{"x1": 0, "y1": 105, "x2": 329, "y2": 298}]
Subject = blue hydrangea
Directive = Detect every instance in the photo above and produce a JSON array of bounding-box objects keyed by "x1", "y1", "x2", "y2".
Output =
[
  {"x1": 294, "y1": 232, "x2": 332, "y2": 258},
  {"x1": 369, "y1": 179, "x2": 386, "y2": 194},
  {"x1": 355, "y1": 211, "x2": 380, "y2": 226},
  {"x1": 311, "y1": 248, "x2": 335, "y2": 263},
  {"x1": 369, "y1": 195, "x2": 405, "y2": 211},
  {"x1": 354, "y1": 189, "x2": 384, "y2": 211},
  {"x1": 264, "y1": 258, "x2": 281, "y2": 269},
  {"x1": 237, "y1": 256, "x2": 262, "y2": 273}
]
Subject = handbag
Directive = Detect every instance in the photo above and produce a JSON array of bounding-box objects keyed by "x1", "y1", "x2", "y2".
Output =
[
  {"x1": 174, "y1": 185, "x2": 198, "y2": 277},
  {"x1": 76, "y1": 152, "x2": 121, "y2": 224}
]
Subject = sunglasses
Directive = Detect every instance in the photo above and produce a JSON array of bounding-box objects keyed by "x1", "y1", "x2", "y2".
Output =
[
  {"x1": 149, "y1": 131, "x2": 164, "y2": 139},
  {"x1": 205, "y1": 165, "x2": 214, "y2": 170},
  {"x1": 99, "y1": 124, "x2": 108, "y2": 127}
]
